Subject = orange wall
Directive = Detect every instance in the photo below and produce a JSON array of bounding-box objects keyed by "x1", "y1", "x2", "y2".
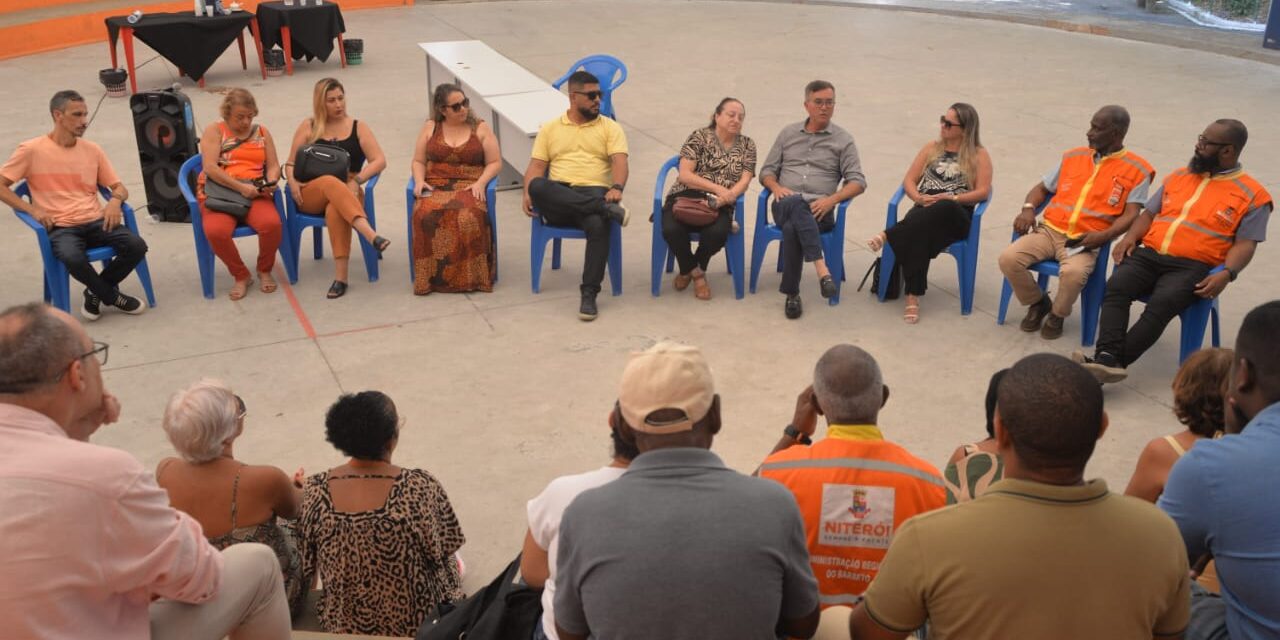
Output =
[{"x1": 0, "y1": 0, "x2": 411, "y2": 61}]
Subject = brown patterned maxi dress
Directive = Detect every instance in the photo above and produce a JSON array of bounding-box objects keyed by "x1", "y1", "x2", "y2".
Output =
[{"x1": 412, "y1": 123, "x2": 494, "y2": 294}]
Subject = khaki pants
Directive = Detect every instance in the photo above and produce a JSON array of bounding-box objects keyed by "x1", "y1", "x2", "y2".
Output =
[
  {"x1": 997, "y1": 224, "x2": 1099, "y2": 318},
  {"x1": 150, "y1": 543, "x2": 291, "y2": 640}
]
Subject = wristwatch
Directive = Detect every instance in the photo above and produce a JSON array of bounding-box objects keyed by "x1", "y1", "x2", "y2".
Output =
[
  {"x1": 783, "y1": 424, "x2": 812, "y2": 445},
  {"x1": 1225, "y1": 266, "x2": 1238, "y2": 282},
  {"x1": 611, "y1": 183, "x2": 625, "y2": 192}
]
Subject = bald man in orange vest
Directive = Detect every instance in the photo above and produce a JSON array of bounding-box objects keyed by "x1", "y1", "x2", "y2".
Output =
[
  {"x1": 999, "y1": 106, "x2": 1155, "y2": 341},
  {"x1": 758, "y1": 344, "x2": 945, "y2": 610},
  {"x1": 1078, "y1": 119, "x2": 1272, "y2": 383}
]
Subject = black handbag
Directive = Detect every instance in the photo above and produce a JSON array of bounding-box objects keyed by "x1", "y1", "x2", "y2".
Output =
[
  {"x1": 202, "y1": 178, "x2": 252, "y2": 220},
  {"x1": 416, "y1": 554, "x2": 542, "y2": 640},
  {"x1": 857, "y1": 257, "x2": 901, "y2": 300},
  {"x1": 293, "y1": 144, "x2": 350, "y2": 183}
]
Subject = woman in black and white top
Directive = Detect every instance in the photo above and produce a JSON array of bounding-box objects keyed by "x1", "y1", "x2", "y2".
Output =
[
  {"x1": 661, "y1": 97, "x2": 757, "y2": 300},
  {"x1": 868, "y1": 103, "x2": 993, "y2": 324}
]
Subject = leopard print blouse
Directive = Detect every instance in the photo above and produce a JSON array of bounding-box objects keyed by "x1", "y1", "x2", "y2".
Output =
[{"x1": 298, "y1": 468, "x2": 466, "y2": 637}]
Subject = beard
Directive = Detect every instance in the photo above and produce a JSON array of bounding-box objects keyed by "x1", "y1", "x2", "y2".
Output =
[
  {"x1": 1188, "y1": 152, "x2": 1221, "y2": 174},
  {"x1": 576, "y1": 105, "x2": 599, "y2": 121}
]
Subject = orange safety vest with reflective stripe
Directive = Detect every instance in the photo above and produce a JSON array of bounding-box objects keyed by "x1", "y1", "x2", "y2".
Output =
[
  {"x1": 1142, "y1": 167, "x2": 1273, "y2": 266},
  {"x1": 758, "y1": 425, "x2": 945, "y2": 607},
  {"x1": 1043, "y1": 147, "x2": 1155, "y2": 238}
]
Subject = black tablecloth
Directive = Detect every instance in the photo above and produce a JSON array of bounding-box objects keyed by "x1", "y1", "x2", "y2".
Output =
[
  {"x1": 105, "y1": 12, "x2": 254, "y2": 81},
  {"x1": 255, "y1": 2, "x2": 345, "y2": 63}
]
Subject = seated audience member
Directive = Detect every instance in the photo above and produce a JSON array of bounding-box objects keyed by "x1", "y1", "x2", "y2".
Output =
[
  {"x1": 758, "y1": 344, "x2": 945, "y2": 606},
  {"x1": 521, "y1": 406, "x2": 639, "y2": 640},
  {"x1": 0, "y1": 302, "x2": 289, "y2": 639},
  {"x1": 286, "y1": 77, "x2": 391, "y2": 299},
  {"x1": 1125, "y1": 347, "x2": 1232, "y2": 502},
  {"x1": 998, "y1": 106, "x2": 1153, "y2": 339},
  {"x1": 157, "y1": 379, "x2": 306, "y2": 617},
  {"x1": 0, "y1": 90, "x2": 147, "y2": 319},
  {"x1": 942, "y1": 368, "x2": 1008, "y2": 504},
  {"x1": 1161, "y1": 300, "x2": 1280, "y2": 640},
  {"x1": 848, "y1": 353, "x2": 1190, "y2": 639},
  {"x1": 1077, "y1": 119, "x2": 1271, "y2": 383},
  {"x1": 660, "y1": 97, "x2": 757, "y2": 300},
  {"x1": 298, "y1": 391, "x2": 465, "y2": 637},
  {"x1": 522, "y1": 70, "x2": 630, "y2": 321},
  {"x1": 759, "y1": 80, "x2": 866, "y2": 319},
  {"x1": 554, "y1": 342, "x2": 820, "y2": 640},
  {"x1": 410, "y1": 82, "x2": 502, "y2": 295},
  {"x1": 198, "y1": 88, "x2": 284, "y2": 301},
  {"x1": 868, "y1": 103, "x2": 992, "y2": 324}
]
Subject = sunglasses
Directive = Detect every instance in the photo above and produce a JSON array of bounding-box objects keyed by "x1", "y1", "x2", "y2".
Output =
[
  {"x1": 940, "y1": 116, "x2": 963, "y2": 129},
  {"x1": 444, "y1": 98, "x2": 470, "y2": 113},
  {"x1": 573, "y1": 90, "x2": 603, "y2": 101}
]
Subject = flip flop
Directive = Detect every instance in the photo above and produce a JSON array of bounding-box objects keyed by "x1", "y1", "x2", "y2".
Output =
[
  {"x1": 904, "y1": 297, "x2": 920, "y2": 324},
  {"x1": 373, "y1": 235, "x2": 391, "y2": 256},
  {"x1": 692, "y1": 270, "x2": 711, "y2": 300},
  {"x1": 230, "y1": 278, "x2": 252, "y2": 301},
  {"x1": 327, "y1": 280, "x2": 348, "y2": 299}
]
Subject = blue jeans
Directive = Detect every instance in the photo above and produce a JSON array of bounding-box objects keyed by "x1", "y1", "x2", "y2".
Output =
[
  {"x1": 1187, "y1": 581, "x2": 1230, "y2": 640},
  {"x1": 771, "y1": 194, "x2": 834, "y2": 296}
]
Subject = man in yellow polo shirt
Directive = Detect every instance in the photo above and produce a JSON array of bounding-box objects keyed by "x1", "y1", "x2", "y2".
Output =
[{"x1": 522, "y1": 71, "x2": 630, "y2": 321}]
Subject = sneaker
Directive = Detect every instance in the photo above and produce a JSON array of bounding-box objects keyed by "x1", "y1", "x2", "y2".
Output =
[
  {"x1": 1019, "y1": 295, "x2": 1051, "y2": 332},
  {"x1": 1040, "y1": 313, "x2": 1065, "y2": 340},
  {"x1": 603, "y1": 202, "x2": 630, "y2": 227},
  {"x1": 112, "y1": 292, "x2": 147, "y2": 315},
  {"x1": 784, "y1": 294, "x2": 803, "y2": 319},
  {"x1": 819, "y1": 275, "x2": 837, "y2": 299},
  {"x1": 1076, "y1": 351, "x2": 1127, "y2": 384},
  {"x1": 578, "y1": 291, "x2": 598, "y2": 322},
  {"x1": 82, "y1": 289, "x2": 101, "y2": 321}
]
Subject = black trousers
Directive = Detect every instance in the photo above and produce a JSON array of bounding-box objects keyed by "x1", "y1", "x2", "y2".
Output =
[
  {"x1": 772, "y1": 194, "x2": 835, "y2": 296},
  {"x1": 1096, "y1": 246, "x2": 1211, "y2": 366},
  {"x1": 884, "y1": 199, "x2": 971, "y2": 296},
  {"x1": 47, "y1": 219, "x2": 148, "y2": 305},
  {"x1": 661, "y1": 191, "x2": 732, "y2": 274},
  {"x1": 528, "y1": 178, "x2": 610, "y2": 295}
]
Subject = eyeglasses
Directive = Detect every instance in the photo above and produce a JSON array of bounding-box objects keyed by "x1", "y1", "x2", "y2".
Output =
[
  {"x1": 572, "y1": 90, "x2": 603, "y2": 101},
  {"x1": 0, "y1": 340, "x2": 108, "y2": 393},
  {"x1": 444, "y1": 98, "x2": 470, "y2": 113},
  {"x1": 940, "y1": 116, "x2": 964, "y2": 129},
  {"x1": 1197, "y1": 135, "x2": 1231, "y2": 148},
  {"x1": 234, "y1": 394, "x2": 247, "y2": 421},
  {"x1": 811, "y1": 99, "x2": 836, "y2": 108}
]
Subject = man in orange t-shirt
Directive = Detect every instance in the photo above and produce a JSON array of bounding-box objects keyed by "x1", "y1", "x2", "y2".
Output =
[{"x1": 0, "y1": 90, "x2": 148, "y2": 320}]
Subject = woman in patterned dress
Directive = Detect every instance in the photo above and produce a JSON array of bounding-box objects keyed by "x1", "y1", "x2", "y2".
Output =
[
  {"x1": 661, "y1": 97, "x2": 756, "y2": 300},
  {"x1": 868, "y1": 103, "x2": 993, "y2": 323},
  {"x1": 155, "y1": 379, "x2": 306, "y2": 617},
  {"x1": 409, "y1": 83, "x2": 502, "y2": 294},
  {"x1": 298, "y1": 391, "x2": 466, "y2": 637}
]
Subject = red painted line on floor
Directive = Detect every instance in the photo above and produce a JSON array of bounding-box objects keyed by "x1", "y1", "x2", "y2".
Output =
[{"x1": 275, "y1": 266, "x2": 317, "y2": 339}]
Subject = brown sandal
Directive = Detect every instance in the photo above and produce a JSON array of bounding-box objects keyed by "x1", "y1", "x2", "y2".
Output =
[
  {"x1": 692, "y1": 269, "x2": 711, "y2": 300},
  {"x1": 673, "y1": 272, "x2": 692, "y2": 291}
]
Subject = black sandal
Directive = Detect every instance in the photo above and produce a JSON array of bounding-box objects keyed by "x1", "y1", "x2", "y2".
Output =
[
  {"x1": 327, "y1": 280, "x2": 348, "y2": 299},
  {"x1": 373, "y1": 235, "x2": 391, "y2": 256}
]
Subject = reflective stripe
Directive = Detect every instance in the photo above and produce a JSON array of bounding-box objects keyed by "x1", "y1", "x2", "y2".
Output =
[
  {"x1": 1229, "y1": 178, "x2": 1256, "y2": 202},
  {"x1": 1159, "y1": 176, "x2": 1211, "y2": 254},
  {"x1": 1063, "y1": 149, "x2": 1091, "y2": 159},
  {"x1": 1179, "y1": 219, "x2": 1234, "y2": 242},
  {"x1": 758, "y1": 457, "x2": 945, "y2": 487},
  {"x1": 819, "y1": 593, "x2": 865, "y2": 606},
  {"x1": 1119, "y1": 155, "x2": 1153, "y2": 178},
  {"x1": 1066, "y1": 159, "x2": 1106, "y2": 237}
]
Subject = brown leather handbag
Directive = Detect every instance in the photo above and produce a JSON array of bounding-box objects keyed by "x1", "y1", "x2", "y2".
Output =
[{"x1": 671, "y1": 195, "x2": 719, "y2": 226}]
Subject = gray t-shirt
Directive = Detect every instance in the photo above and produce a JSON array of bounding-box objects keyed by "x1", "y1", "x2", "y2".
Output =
[
  {"x1": 760, "y1": 120, "x2": 866, "y2": 201},
  {"x1": 554, "y1": 447, "x2": 819, "y2": 640}
]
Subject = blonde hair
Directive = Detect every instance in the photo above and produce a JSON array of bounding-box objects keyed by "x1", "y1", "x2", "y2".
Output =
[
  {"x1": 309, "y1": 77, "x2": 344, "y2": 144},
  {"x1": 162, "y1": 378, "x2": 239, "y2": 463},
  {"x1": 925, "y1": 102, "x2": 982, "y2": 186},
  {"x1": 220, "y1": 88, "x2": 259, "y2": 121}
]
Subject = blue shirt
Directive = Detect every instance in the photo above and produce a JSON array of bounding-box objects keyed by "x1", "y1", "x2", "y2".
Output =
[{"x1": 1160, "y1": 401, "x2": 1280, "y2": 639}]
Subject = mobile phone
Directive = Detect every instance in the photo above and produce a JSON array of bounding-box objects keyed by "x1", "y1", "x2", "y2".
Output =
[{"x1": 254, "y1": 178, "x2": 278, "y2": 191}]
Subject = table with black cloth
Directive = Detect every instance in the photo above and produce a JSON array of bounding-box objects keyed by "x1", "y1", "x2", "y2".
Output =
[
  {"x1": 255, "y1": 1, "x2": 347, "y2": 75},
  {"x1": 105, "y1": 11, "x2": 266, "y2": 94}
]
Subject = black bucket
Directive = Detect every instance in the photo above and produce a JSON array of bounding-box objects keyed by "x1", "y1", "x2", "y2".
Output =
[
  {"x1": 344, "y1": 38, "x2": 363, "y2": 65},
  {"x1": 265, "y1": 48, "x2": 286, "y2": 75},
  {"x1": 99, "y1": 68, "x2": 128, "y2": 97}
]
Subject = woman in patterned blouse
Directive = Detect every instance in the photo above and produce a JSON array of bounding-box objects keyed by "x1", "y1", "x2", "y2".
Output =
[
  {"x1": 661, "y1": 97, "x2": 757, "y2": 300},
  {"x1": 298, "y1": 391, "x2": 466, "y2": 637}
]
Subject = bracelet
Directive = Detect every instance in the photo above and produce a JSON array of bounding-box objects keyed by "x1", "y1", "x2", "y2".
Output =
[
  {"x1": 1225, "y1": 266, "x2": 1238, "y2": 282},
  {"x1": 611, "y1": 183, "x2": 625, "y2": 192},
  {"x1": 1021, "y1": 202, "x2": 1034, "y2": 209},
  {"x1": 783, "y1": 424, "x2": 812, "y2": 445}
]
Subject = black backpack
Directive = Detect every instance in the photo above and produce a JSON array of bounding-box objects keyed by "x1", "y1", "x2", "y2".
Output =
[{"x1": 857, "y1": 257, "x2": 901, "y2": 300}]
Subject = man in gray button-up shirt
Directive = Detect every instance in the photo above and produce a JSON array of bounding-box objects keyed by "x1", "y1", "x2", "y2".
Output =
[{"x1": 760, "y1": 80, "x2": 867, "y2": 319}]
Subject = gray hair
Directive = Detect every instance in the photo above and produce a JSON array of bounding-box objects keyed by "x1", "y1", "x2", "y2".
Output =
[
  {"x1": 812, "y1": 344, "x2": 884, "y2": 424},
  {"x1": 50, "y1": 90, "x2": 84, "y2": 114},
  {"x1": 162, "y1": 379, "x2": 239, "y2": 463},
  {"x1": 0, "y1": 303, "x2": 81, "y2": 394}
]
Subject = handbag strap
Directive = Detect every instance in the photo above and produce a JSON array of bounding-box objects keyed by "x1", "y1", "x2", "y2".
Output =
[
  {"x1": 218, "y1": 124, "x2": 259, "y2": 167},
  {"x1": 856, "y1": 257, "x2": 880, "y2": 292}
]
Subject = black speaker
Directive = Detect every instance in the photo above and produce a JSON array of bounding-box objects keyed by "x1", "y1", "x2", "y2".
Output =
[{"x1": 130, "y1": 88, "x2": 197, "y2": 222}]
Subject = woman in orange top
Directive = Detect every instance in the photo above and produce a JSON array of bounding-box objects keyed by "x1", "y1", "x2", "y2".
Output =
[{"x1": 198, "y1": 88, "x2": 283, "y2": 301}]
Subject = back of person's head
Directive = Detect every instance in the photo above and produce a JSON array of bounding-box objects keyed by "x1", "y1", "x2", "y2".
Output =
[
  {"x1": 1172, "y1": 348, "x2": 1233, "y2": 437},
  {"x1": 1215, "y1": 118, "x2": 1248, "y2": 152},
  {"x1": 220, "y1": 88, "x2": 258, "y2": 121},
  {"x1": 49, "y1": 90, "x2": 84, "y2": 115},
  {"x1": 325, "y1": 390, "x2": 399, "y2": 460},
  {"x1": 997, "y1": 354, "x2": 1104, "y2": 472},
  {"x1": 163, "y1": 379, "x2": 240, "y2": 463},
  {"x1": 1235, "y1": 300, "x2": 1280, "y2": 404},
  {"x1": 617, "y1": 342, "x2": 719, "y2": 450},
  {"x1": 984, "y1": 368, "x2": 1010, "y2": 439},
  {"x1": 812, "y1": 344, "x2": 885, "y2": 425},
  {"x1": 566, "y1": 70, "x2": 599, "y2": 91},
  {"x1": 609, "y1": 416, "x2": 641, "y2": 461},
  {"x1": 0, "y1": 303, "x2": 80, "y2": 396},
  {"x1": 805, "y1": 80, "x2": 834, "y2": 98}
]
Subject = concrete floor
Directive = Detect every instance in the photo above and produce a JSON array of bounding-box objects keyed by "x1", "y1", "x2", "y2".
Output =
[{"x1": 1, "y1": 0, "x2": 1277, "y2": 590}]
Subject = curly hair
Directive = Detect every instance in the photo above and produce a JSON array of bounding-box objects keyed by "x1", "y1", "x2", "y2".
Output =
[
  {"x1": 324, "y1": 391, "x2": 399, "y2": 460},
  {"x1": 1172, "y1": 348, "x2": 1233, "y2": 437}
]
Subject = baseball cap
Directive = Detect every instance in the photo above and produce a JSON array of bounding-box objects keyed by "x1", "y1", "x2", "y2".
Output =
[{"x1": 618, "y1": 342, "x2": 715, "y2": 434}]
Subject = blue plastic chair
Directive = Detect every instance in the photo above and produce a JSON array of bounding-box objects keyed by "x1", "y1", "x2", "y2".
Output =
[
  {"x1": 877, "y1": 185, "x2": 991, "y2": 315},
  {"x1": 996, "y1": 195, "x2": 1110, "y2": 346},
  {"x1": 650, "y1": 156, "x2": 744, "y2": 299},
  {"x1": 1139, "y1": 265, "x2": 1222, "y2": 364},
  {"x1": 404, "y1": 176, "x2": 499, "y2": 284},
  {"x1": 282, "y1": 174, "x2": 381, "y2": 284},
  {"x1": 530, "y1": 205, "x2": 623, "y2": 296},
  {"x1": 551, "y1": 54, "x2": 627, "y2": 120},
  {"x1": 10, "y1": 182, "x2": 157, "y2": 313},
  {"x1": 748, "y1": 189, "x2": 849, "y2": 305},
  {"x1": 179, "y1": 154, "x2": 293, "y2": 300}
]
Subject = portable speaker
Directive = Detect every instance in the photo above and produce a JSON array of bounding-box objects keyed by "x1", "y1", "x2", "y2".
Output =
[{"x1": 130, "y1": 88, "x2": 198, "y2": 222}]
